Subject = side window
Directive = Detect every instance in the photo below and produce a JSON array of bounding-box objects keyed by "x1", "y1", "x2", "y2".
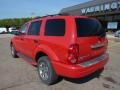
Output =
[
  {"x1": 20, "y1": 24, "x2": 28, "y2": 34},
  {"x1": 45, "y1": 19, "x2": 65, "y2": 36},
  {"x1": 28, "y1": 21, "x2": 42, "y2": 35}
]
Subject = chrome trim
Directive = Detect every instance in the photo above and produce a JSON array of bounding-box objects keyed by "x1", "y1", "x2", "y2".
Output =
[
  {"x1": 80, "y1": 53, "x2": 108, "y2": 67},
  {"x1": 91, "y1": 43, "x2": 105, "y2": 49}
]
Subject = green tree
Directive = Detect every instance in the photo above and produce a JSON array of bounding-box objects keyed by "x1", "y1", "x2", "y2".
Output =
[{"x1": 0, "y1": 17, "x2": 32, "y2": 32}]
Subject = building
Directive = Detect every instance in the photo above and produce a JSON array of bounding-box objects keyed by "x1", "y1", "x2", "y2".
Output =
[{"x1": 60, "y1": 0, "x2": 120, "y2": 31}]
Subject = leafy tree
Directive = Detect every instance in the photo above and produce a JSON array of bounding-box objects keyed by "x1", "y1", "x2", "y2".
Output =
[{"x1": 0, "y1": 17, "x2": 32, "y2": 32}]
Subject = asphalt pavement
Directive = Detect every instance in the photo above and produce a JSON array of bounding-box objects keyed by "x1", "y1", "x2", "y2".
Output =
[{"x1": 0, "y1": 35, "x2": 120, "y2": 90}]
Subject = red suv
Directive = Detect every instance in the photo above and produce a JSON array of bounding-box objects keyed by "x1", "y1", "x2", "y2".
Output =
[{"x1": 10, "y1": 15, "x2": 109, "y2": 85}]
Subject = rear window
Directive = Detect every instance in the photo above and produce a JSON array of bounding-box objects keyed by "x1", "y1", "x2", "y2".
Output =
[
  {"x1": 75, "y1": 18, "x2": 106, "y2": 37},
  {"x1": 45, "y1": 19, "x2": 65, "y2": 36}
]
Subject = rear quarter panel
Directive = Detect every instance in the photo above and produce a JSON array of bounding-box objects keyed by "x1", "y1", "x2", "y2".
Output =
[{"x1": 35, "y1": 16, "x2": 76, "y2": 64}]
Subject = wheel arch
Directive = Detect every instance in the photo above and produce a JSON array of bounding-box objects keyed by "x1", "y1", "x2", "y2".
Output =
[
  {"x1": 35, "y1": 52, "x2": 47, "y2": 62},
  {"x1": 34, "y1": 45, "x2": 59, "y2": 63},
  {"x1": 10, "y1": 41, "x2": 13, "y2": 46}
]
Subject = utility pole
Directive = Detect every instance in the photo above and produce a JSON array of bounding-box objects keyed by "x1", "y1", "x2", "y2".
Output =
[{"x1": 31, "y1": 12, "x2": 35, "y2": 19}]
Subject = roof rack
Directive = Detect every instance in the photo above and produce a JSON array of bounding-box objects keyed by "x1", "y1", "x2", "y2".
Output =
[{"x1": 33, "y1": 13, "x2": 70, "y2": 19}]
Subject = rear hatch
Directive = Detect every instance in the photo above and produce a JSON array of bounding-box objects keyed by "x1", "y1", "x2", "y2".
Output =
[{"x1": 75, "y1": 18, "x2": 107, "y2": 63}]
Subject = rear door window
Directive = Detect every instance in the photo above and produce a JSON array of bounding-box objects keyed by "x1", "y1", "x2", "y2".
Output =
[
  {"x1": 45, "y1": 19, "x2": 65, "y2": 36},
  {"x1": 75, "y1": 18, "x2": 105, "y2": 37}
]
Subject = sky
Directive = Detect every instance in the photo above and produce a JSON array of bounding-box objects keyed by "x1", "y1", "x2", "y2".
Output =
[{"x1": 0, "y1": 0, "x2": 90, "y2": 19}]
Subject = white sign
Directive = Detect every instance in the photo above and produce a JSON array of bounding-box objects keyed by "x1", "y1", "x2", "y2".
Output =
[
  {"x1": 81, "y1": 1, "x2": 120, "y2": 14},
  {"x1": 107, "y1": 22, "x2": 118, "y2": 29}
]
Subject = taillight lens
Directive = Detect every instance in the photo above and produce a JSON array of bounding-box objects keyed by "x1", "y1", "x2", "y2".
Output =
[{"x1": 67, "y1": 44, "x2": 79, "y2": 64}]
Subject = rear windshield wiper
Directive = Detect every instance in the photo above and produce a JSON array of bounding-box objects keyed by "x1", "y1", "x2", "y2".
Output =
[{"x1": 98, "y1": 32, "x2": 106, "y2": 37}]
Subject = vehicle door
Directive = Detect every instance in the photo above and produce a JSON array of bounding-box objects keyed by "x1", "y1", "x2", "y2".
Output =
[
  {"x1": 16, "y1": 23, "x2": 28, "y2": 54},
  {"x1": 22, "y1": 20, "x2": 42, "y2": 58}
]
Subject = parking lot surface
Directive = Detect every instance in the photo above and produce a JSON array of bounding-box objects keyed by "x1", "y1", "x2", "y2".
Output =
[{"x1": 0, "y1": 35, "x2": 120, "y2": 90}]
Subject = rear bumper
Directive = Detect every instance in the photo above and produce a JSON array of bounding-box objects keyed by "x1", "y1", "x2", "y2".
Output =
[{"x1": 52, "y1": 53, "x2": 109, "y2": 78}]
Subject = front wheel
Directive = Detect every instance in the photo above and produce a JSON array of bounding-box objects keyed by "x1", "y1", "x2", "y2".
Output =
[
  {"x1": 37, "y1": 56, "x2": 58, "y2": 85},
  {"x1": 11, "y1": 45, "x2": 18, "y2": 58}
]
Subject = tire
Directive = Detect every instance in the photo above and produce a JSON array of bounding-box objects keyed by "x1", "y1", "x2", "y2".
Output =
[
  {"x1": 37, "y1": 56, "x2": 58, "y2": 85},
  {"x1": 11, "y1": 45, "x2": 18, "y2": 58}
]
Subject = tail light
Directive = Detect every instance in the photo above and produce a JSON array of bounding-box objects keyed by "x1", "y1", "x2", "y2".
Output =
[{"x1": 67, "y1": 44, "x2": 79, "y2": 64}]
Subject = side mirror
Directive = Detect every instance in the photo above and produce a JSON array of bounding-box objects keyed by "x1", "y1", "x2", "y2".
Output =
[
  {"x1": 12, "y1": 31, "x2": 24, "y2": 35},
  {"x1": 14, "y1": 31, "x2": 21, "y2": 35}
]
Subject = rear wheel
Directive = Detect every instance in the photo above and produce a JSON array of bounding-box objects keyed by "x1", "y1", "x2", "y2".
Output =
[
  {"x1": 11, "y1": 45, "x2": 18, "y2": 58},
  {"x1": 37, "y1": 56, "x2": 58, "y2": 85}
]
